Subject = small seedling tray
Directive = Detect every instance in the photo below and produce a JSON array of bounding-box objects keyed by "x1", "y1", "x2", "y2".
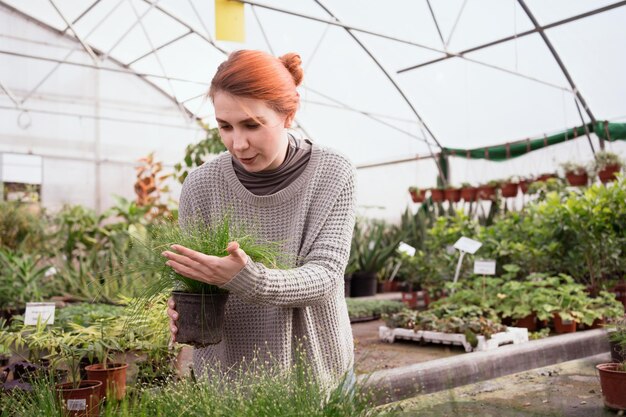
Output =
[{"x1": 379, "y1": 326, "x2": 528, "y2": 352}]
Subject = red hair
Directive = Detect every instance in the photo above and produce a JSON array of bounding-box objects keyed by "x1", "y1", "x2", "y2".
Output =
[{"x1": 209, "y1": 50, "x2": 303, "y2": 120}]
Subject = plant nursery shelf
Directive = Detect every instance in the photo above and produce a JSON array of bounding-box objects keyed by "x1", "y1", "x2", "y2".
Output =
[{"x1": 378, "y1": 326, "x2": 529, "y2": 353}]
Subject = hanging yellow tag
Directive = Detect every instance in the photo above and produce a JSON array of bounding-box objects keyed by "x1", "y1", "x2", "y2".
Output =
[{"x1": 215, "y1": 0, "x2": 245, "y2": 42}]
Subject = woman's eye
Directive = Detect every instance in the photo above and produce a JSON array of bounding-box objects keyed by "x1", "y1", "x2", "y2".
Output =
[
  {"x1": 245, "y1": 124, "x2": 260, "y2": 130},
  {"x1": 219, "y1": 125, "x2": 232, "y2": 130}
]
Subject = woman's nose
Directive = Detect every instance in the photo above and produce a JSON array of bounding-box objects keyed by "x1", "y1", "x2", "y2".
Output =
[{"x1": 232, "y1": 131, "x2": 249, "y2": 152}]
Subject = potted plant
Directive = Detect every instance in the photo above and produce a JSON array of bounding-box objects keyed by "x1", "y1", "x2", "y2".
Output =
[
  {"x1": 83, "y1": 320, "x2": 128, "y2": 401},
  {"x1": 477, "y1": 180, "x2": 499, "y2": 200},
  {"x1": 596, "y1": 319, "x2": 626, "y2": 413},
  {"x1": 594, "y1": 151, "x2": 623, "y2": 183},
  {"x1": 132, "y1": 216, "x2": 283, "y2": 347},
  {"x1": 443, "y1": 186, "x2": 461, "y2": 203},
  {"x1": 459, "y1": 182, "x2": 477, "y2": 202},
  {"x1": 429, "y1": 187, "x2": 445, "y2": 203},
  {"x1": 397, "y1": 251, "x2": 431, "y2": 310},
  {"x1": 408, "y1": 186, "x2": 426, "y2": 203},
  {"x1": 349, "y1": 219, "x2": 400, "y2": 297},
  {"x1": 585, "y1": 291, "x2": 624, "y2": 330},
  {"x1": 518, "y1": 177, "x2": 532, "y2": 194},
  {"x1": 500, "y1": 177, "x2": 519, "y2": 198},
  {"x1": 608, "y1": 316, "x2": 626, "y2": 363},
  {"x1": 560, "y1": 161, "x2": 589, "y2": 187}
]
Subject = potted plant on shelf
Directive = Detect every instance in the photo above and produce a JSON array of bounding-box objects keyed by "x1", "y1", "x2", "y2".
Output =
[
  {"x1": 594, "y1": 151, "x2": 623, "y2": 183},
  {"x1": 459, "y1": 182, "x2": 477, "y2": 202},
  {"x1": 585, "y1": 291, "x2": 624, "y2": 330},
  {"x1": 596, "y1": 316, "x2": 626, "y2": 411},
  {"x1": 561, "y1": 161, "x2": 589, "y2": 187},
  {"x1": 429, "y1": 187, "x2": 445, "y2": 203},
  {"x1": 443, "y1": 186, "x2": 461, "y2": 203},
  {"x1": 477, "y1": 180, "x2": 499, "y2": 200},
  {"x1": 518, "y1": 176, "x2": 532, "y2": 194},
  {"x1": 349, "y1": 219, "x2": 400, "y2": 297},
  {"x1": 131, "y1": 216, "x2": 283, "y2": 347},
  {"x1": 500, "y1": 177, "x2": 519, "y2": 198},
  {"x1": 408, "y1": 187, "x2": 426, "y2": 203}
]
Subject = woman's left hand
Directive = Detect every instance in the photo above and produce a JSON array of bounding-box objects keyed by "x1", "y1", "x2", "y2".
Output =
[{"x1": 161, "y1": 241, "x2": 248, "y2": 286}]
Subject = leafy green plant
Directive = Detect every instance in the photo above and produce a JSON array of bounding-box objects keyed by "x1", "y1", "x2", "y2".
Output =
[
  {"x1": 174, "y1": 122, "x2": 226, "y2": 184},
  {"x1": 346, "y1": 299, "x2": 404, "y2": 321},
  {"x1": 0, "y1": 250, "x2": 53, "y2": 312},
  {"x1": 350, "y1": 218, "x2": 401, "y2": 275},
  {"x1": 0, "y1": 201, "x2": 48, "y2": 254},
  {"x1": 560, "y1": 161, "x2": 588, "y2": 175},
  {"x1": 594, "y1": 150, "x2": 623, "y2": 171}
]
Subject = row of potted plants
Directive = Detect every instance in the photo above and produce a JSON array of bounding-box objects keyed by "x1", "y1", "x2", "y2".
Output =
[{"x1": 408, "y1": 151, "x2": 624, "y2": 203}]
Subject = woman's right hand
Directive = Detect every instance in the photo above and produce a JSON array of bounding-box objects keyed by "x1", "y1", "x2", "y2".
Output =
[{"x1": 167, "y1": 297, "x2": 178, "y2": 343}]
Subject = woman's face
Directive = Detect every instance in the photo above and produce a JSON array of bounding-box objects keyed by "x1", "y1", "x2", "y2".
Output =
[{"x1": 214, "y1": 91, "x2": 291, "y2": 173}]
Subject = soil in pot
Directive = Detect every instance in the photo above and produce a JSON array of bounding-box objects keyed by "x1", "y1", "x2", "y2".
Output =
[
  {"x1": 598, "y1": 164, "x2": 621, "y2": 183},
  {"x1": 553, "y1": 314, "x2": 577, "y2": 334},
  {"x1": 172, "y1": 291, "x2": 229, "y2": 347},
  {"x1": 55, "y1": 380, "x2": 102, "y2": 417},
  {"x1": 596, "y1": 363, "x2": 626, "y2": 411},
  {"x1": 350, "y1": 272, "x2": 377, "y2": 297},
  {"x1": 85, "y1": 363, "x2": 128, "y2": 401}
]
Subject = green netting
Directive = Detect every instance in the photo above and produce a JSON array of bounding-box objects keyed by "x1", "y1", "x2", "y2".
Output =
[{"x1": 443, "y1": 122, "x2": 626, "y2": 161}]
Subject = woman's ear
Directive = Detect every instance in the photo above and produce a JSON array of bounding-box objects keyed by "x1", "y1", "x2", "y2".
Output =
[{"x1": 284, "y1": 113, "x2": 295, "y2": 128}]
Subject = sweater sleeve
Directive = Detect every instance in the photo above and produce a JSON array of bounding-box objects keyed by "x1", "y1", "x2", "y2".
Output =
[{"x1": 221, "y1": 167, "x2": 356, "y2": 307}]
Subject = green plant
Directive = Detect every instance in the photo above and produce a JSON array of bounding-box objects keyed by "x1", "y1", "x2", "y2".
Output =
[
  {"x1": 0, "y1": 250, "x2": 53, "y2": 311},
  {"x1": 346, "y1": 299, "x2": 404, "y2": 320},
  {"x1": 0, "y1": 201, "x2": 48, "y2": 254},
  {"x1": 350, "y1": 218, "x2": 401, "y2": 275},
  {"x1": 174, "y1": 122, "x2": 226, "y2": 184},
  {"x1": 560, "y1": 161, "x2": 587, "y2": 175}
]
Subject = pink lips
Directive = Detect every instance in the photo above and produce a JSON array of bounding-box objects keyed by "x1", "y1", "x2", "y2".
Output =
[{"x1": 239, "y1": 155, "x2": 257, "y2": 165}]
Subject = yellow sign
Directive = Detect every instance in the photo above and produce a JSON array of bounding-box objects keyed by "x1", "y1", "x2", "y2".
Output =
[{"x1": 215, "y1": 0, "x2": 245, "y2": 42}]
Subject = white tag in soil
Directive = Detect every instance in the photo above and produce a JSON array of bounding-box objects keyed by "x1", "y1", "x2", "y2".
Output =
[
  {"x1": 397, "y1": 242, "x2": 416, "y2": 257},
  {"x1": 453, "y1": 237, "x2": 482, "y2": 254},
  {"x1": 474, "y1": 259, "x2": 496, "y2": 275},
  {"x1": 66, "y1": 399, "x2": 86, "y2": 411},
  {"x1": 24, "y1": 302, "x2": 56, "y2": 325}
]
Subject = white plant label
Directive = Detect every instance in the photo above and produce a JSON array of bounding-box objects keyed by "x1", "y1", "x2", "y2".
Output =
[
  {"x1": 453, "y1": 237, "x2": 482, "y2": 254},
  {"x1": 397, "y1": 242, "x2": 416, "y2": 257},
  {"x1": 66, "y1": 399, "x2": 86, "y2": 411},
  {"x1": 474, "y1": 259, "x2": 496, "y2": 275},
  {"x1": 24, "y1": 302, "x2": 56, "y2": 325}
]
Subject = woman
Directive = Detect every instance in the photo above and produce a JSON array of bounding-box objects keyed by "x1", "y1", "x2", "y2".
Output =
[{"x1": 162, "y1": 50, "x2": 356, "y2": 384}]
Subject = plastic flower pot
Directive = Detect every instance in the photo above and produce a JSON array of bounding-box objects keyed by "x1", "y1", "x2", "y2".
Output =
[
  {"x1": 553, "y1": 313, "x2": 577, "y2": 334},
  {"x1": 598, "y1": 164, "x2": 622, "y2": 183},
  {"x1": 460, "y1": 187, "x2": 477, "y2": 201},
  {"x1": 430, "y1": 189, "x2": 444, "y2": 202},
  {"x1": 519, "y1": 179, "x2": 531, "y2": 194},
  {"x1": 477, "y1": 185, "x2": 496, "y2": 200},
  {"x1": 565, "y1": 171, "x2": 588, "y2": 186},
  {"x1": 172, "y1": 291, "x2": 229, "y2": 347},
  {"x1": 596, "y1": 363, "x2": 626, "y2": 410},
  {"x1": 514, "y1": 313, "x2": 537, "y2": 332},
  {"x1": 350, "y1": 272, "x2": 378, "y2": 297},
  {"x1": 444, "y1": 188, "x2": 461, "y2": 203},
  {"x1": 85, "y1": 363, "x2": 128, "y2": 401},
  {"x1": 55, "y1": 380, "x2": 102, "y2": 417},
  {"x1": 409, "y1": 189, "x2": 426, "y2": 203},
  {"x1": 500, "y1": 182, "x2": 519, "y2": 198}
]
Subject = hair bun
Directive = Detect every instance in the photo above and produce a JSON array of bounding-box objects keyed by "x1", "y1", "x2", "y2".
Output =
[{"x1": 279, "y1": 53, "x2": 303, "y2": 87}]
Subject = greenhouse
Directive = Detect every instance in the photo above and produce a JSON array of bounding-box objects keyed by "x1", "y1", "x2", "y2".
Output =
[{"x1": 1, "y1": 1, "x2": 625, "y2": 416}]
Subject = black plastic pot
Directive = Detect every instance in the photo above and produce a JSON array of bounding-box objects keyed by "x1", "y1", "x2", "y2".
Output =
[
  {"x1": 172, "y1": 291, "x2": 229, "y2": 347},
  {"x1": 350, "y1": 272, "x2": 377, "y2": 297}
]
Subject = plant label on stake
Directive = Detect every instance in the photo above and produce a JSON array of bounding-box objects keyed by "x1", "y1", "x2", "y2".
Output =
[
  {"x1": 451, "y1": 237, "x2": 482, "y2": 294},
  {"x1": 474, "y1": 259, "x2": 496, "y2": 275},
  {"x1": 24, "y1": 302, "x2": 56, "y2": 325}
]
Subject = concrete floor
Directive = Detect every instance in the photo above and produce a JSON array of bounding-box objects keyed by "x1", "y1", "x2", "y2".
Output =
[{"x1": 388, "y1": 353, "x2": 619, "y2": 417}]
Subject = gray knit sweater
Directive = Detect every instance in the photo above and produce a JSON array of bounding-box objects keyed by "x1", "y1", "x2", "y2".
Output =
[{"x1": 179, "y1": 143, "x2": 356, "y2": 383}]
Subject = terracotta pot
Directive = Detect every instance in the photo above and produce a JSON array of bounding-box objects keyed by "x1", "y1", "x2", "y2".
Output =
[
  {"x1": 460, "y1": 187, "x2": 477, "y2": 201},
  {"x1": 409, "y1": 189, "x2": 426, "y2": 203},
  {"x1": 500, "y1": 182, "x2": 519, "y2": 198},
  {"x1": 565, "y1": 171, "x2": 588, "y2": 187},
  {"x1": 350, "y1": 272, "x2": 377, "y2": 297},
  {"x1": 401, "y1": 290, "x2": 430, "y2": 310},
  {"x1": 380, "y1": 280, "x2": 400, "y2": 292},
  {"x1": 598, "y1": 164, "x2": 622, "y2": 184},
  {"x1": 553, "y1": 313, "x2": 577, "y2": 334},
  {"x1": 537, "y1": 173, "x2": 557, "y2": 182},
  {"x1": 477, "y1": 185, "x2": 496, "y2": 200},
  {"x1": 514, "y1": 313, "x2": 537, "y2": 332},
  {"x1": 85, "y1": 363, "x2": 128, "y2": 401},
  {"x1": 519, "y1": 180, "x2": 531, "y2": 194},
  {"x1": 430, "y1": 188, "x2": 444, "y2": 202},
  {"x1": 444, "y1": 188, "x2": 461, "y2": 203},
  {"x1": 55, "y1": 380, "x2": 102, "y2": 417},
  {"x1": 172, "y1": 291, "x2": 229, "y2": 347},
  {"x1": 596, "y1": 363, "x2": 626, "y2": 410}
]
